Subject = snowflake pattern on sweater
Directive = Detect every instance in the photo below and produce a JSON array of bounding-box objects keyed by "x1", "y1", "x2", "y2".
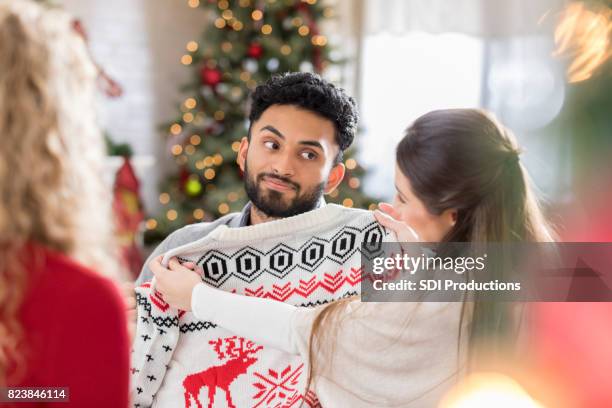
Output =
[{"x1": 131, "y1": 204, "x2": 391, "y2": 407}]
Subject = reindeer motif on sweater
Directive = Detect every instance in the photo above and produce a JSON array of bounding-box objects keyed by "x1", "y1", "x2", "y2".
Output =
[{"x1": 131, "y1": 204, "x2": 390, "y2": 407}]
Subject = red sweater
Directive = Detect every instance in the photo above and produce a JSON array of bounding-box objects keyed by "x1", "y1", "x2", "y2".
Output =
[{"x1": 11, "y1": 246, "x2": 130, "y2": 408}]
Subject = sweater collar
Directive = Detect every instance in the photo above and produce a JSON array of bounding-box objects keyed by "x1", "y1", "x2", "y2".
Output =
[
  {"x1": 213, "y1": 202, "x2": 343, "y2": 242},
  {"x1": 235, "y1": 197, "x2": 327, "y2": 227}
]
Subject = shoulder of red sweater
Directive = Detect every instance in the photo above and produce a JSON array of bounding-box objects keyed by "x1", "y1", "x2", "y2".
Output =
[{"x1": 26, "y1": 243, "x2": 122, "y2": 302}]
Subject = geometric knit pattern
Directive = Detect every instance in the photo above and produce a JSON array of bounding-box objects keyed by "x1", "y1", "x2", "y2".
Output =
[{"x1": 131, "y1": 204, "x2": 392, "y2": 408}]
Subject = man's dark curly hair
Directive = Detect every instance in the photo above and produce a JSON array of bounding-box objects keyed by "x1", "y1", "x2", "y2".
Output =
[{"x1": 248, "y1": 72, "x2": 359, "y2": 164}]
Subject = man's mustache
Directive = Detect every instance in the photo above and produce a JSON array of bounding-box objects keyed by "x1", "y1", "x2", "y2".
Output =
[{"x1": 257, "y1": 173, "x2": 300, "y2": 191}]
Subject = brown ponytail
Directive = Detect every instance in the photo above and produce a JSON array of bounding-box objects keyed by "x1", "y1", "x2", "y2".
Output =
[{"x1": 305, "y1": 109, "x2": 553, "y2": 391}]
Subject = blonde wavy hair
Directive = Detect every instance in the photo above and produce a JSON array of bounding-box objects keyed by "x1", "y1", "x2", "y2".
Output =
[{"x1": 0, "y1": 0, "x2": 120, "y2": 384}]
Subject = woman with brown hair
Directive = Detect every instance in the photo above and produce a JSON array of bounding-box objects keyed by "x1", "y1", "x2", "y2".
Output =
[
  {"x1": 153, "y1": 108, "x2": 553, "y2": 406},
  {"x1": 0, "y1": 1, "x2": 129, "y2": 406}
]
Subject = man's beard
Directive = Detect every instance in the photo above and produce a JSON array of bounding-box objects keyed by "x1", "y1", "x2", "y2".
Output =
[{"x1": 243, "y1": 163, "x2": 325, "y2": 218}]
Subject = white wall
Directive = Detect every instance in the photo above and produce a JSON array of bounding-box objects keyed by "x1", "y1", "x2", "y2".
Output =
[{"x1": 61, "y1": 0, "x2": 208, "y2": 213}]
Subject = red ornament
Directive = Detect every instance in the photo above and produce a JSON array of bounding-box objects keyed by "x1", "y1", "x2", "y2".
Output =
[
  {"x1": 247, "y1": 43, "x2": 263, "y2": 59},
  {"x1": 200, "y1": 66, "x2": 222, "y2": 87},
  {"x1": 179, "y1": 167, "x2": 190, "y2": 189},
  {"x1": 112, "y1": 157, "x2": 144, "y2": 278}
]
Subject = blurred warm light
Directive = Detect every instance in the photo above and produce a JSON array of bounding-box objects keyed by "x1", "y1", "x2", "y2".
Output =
[
  {"x1": 280, "y1": 44, "x2": 292, "y2": 55},
  {"x1": 166, "y1": 209, "x2": 178, "y2": 221},
  {"x1": 204, "y1": 169, "x2": 216, "y2": 180},
  {"x1": 187, "y1": 0, "x2": 199, "y2": 8},
  {"x1": 440, "y1": 372, "x2": 545, "y2": 408},
  {"x1": 227, "y1": 192, "x2": 239, "y2": 202},
  {"x1": 342, "y1": 198, "x2": 354, "y2": 207},
  {"x1": 298, "y1": 25, "x2": 310, "y2": 36},
  {"x1": 184, "y1": 97, "x2": 197, "y2": 109},
  {"x1": 329, "y1": 189, "x2": 339, "y2": 198},
  {"x1": 233, "y1": 21, "x2": 244, "y2": 31},
  {"x1": 221, "y1": 41, "x2": 233, "y2": 53},
  {"x1": 195, "y1": 160, "x2": 205, "y2": 170},
  {"x1": 368, "y1": 203, "x2": 377, "y2": 211},
  {"x1": 214, "y1": 18, "x2": 226, "y2": 28},
  {"x1": 171, "y1": 144, "x2": 183, "y2": 155},
  {"x1": 181, "y1": 55, "x2": 193, "y2": 65},
  {"x1": 183, "y1": 112, "x2": 194, "y2": 123},
  {"x1": 345, "y1": 158, "x2": 357, "y2": 170},
  {"x1": 251, "y1": 10, "x2": 263, "y2": 21},
  {"x1": 231, "y1": 86, "x2": 242, "y2": 99},
  {"x1": 348, "y1": 177, "x2": 360, "y2": 189},
  {"x1": 159, "y1": 193, "x2": 170, "y2": 204},
  {"x1": 190, "y1": 134, "x2": 201, "y2": 145},
  {"x1": 218, "y1": 0, "x2": 229, "y2": 10},
  {"x1": 222, "y1": 9, "x2": 233, "y2": 20},
  {"x1": 186, "y1": 41, "x2": 198, "y2": 52},
  {"x1": 231, "y1": 141, "x2": 241, "y2": 152},
  {"x1": 214, "y1": 110, "x2": 225, "y2": 121},
  {"x1": 212, "y1": 153, "x2": 224, "y2": 165},
  {"x1": 261, "y1": 24, "x2": 272, "y2": 35},
  {"x1": 145, "y1": 218, "x2": 158, "y2": 230},
  {"x1": 203, "y1": 156, "x2": 214, "y2": 167},
  {"x1": 170, "y1": 123, "x2": 182, "y2": 135},
  {"x1": 193, "y1": 209, "x2": 205, "y2": 220},
  {"x1": 218, "y1": 203, "x2": 230, "y2": 214},
  {"x1": 311, "y1": 35, "x2": 327, "y2": 46},
  {"x1": 553, "y1": 2, "x2": 611, "y2": 83},
  {"x1": 184, "y1": 145, "x2": 196, "y2": 155}
]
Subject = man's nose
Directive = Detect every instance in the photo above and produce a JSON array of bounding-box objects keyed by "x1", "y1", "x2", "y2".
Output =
[{"x1": 271, "y1": 152, "x2": 295, "y2": 177}]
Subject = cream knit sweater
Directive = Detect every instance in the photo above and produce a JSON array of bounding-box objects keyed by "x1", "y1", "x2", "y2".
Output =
[
  {"x1": 131, "y1": 204, "x2": 397, "y2": 407},
  {"x1": 191, "y1": 284, "x2": 466, "y2": 407}
]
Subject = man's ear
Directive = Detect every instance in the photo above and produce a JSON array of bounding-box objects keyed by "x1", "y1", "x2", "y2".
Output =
[
  {"x1": 236, "y1": 137, "x2": 249, "y2": 172},
  {"x1": 324, "y1": 163, "x2": 345, "y2": 194}
]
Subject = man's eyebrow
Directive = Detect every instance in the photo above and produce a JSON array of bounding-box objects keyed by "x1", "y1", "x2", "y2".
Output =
[
  {"x1": 259, "y1": 125, "x2": 284, "y2": 139},
  {"x1": 260, "y1": 125, "x2": 324, "y2": 151},
  {"x1": 299, "y1": 141, "x2": 324, "y2": 151}
]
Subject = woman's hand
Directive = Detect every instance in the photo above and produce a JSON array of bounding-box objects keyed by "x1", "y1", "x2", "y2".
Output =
[
  {"x1": 149, "y1": 256, "x2": 202, "y2": 311},
  {"x1": 373, "y1": 202, "x2": 420, "y2": 242}
]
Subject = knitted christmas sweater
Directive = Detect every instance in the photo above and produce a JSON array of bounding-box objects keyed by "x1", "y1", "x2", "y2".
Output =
[{"x1": 131, "y1": 204, "x2": 391, "y2": 408}]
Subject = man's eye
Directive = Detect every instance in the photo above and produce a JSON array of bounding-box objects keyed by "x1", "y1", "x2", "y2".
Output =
[
  {"x1": 301, "y1": 151, "x2": 317, "y2": 160},
  {"x1": 264, "y1": 141, "x2": 279, "y2": 150}
]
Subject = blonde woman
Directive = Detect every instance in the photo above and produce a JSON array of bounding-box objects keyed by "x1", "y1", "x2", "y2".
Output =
[
  {"x1": 153, "y1": 108, "x2": 553, "y2": 407},
  {"x1": 0, "y1": 1, "x2": 129, "y2": 406}
]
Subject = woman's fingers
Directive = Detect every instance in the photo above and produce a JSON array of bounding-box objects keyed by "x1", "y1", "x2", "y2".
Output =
[
  {"x1": 374, "y1": 210, "x2": 420, "y2": 242},
  {"x1": 168, "y1": 258, "x2": 196, "y2": 273},
  {"x1": 378, "y1": 202, "x2": 402, "y2": 220},
  {"x1": 374, "y1": 209, "x2": 404, "y2": 231}
]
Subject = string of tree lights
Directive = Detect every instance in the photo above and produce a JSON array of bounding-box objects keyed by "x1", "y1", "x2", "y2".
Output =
[{"x1": 145, "y1": 0, "x2": 377, "y2": 243}]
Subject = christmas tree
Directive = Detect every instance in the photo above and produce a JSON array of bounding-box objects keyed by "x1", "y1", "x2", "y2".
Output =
[{"x1": 146, "y1": 0, "x2": 377, "y2": 243}]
